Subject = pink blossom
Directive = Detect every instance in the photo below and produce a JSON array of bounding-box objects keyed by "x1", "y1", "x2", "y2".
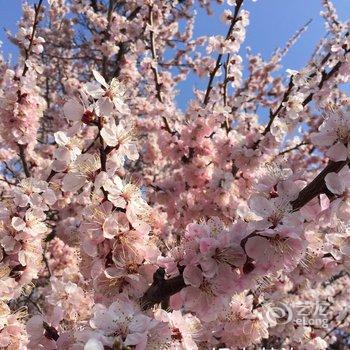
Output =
[
  {"x1": 325, "y1": 166, "x2": 350, "y2": 195},
  {"x1": 85, "y1": 70, "x2": 129, "y2": 114}
]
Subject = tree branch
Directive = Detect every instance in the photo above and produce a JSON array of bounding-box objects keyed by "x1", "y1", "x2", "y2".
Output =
[
  {"x1": 148, "y1": 6, "x2": 176, "y2": 135},
  {"x1": 278, "y1": 141, "x2": 309, "y2": 156},
  {"x1": 22, "y1": 0, "x2": 44, "y2": 76},
  {"x1": 140, "y1": 268, "x2": 186, "y2": 310},
  {"x1": 91, "y1": 0, "x2": 99, "y2": 12},
  {"x1": 18, "y1": 144, "x2": 30, "y2": 178},
  {"x1": 261, "y1": 77, "x2": 294, "y2": 138},
  {"x1": 203, "y1": 0, "x2": 244, "y2": 106},
  {"x1": 113, "y1": 6, "x2": 141, "y2": 77},
  {"x1": 16, "y1": 0, "x2": 44, "y2": 178},
  {"x1": 101, "y1": 0, "x2": 115, "y2": 79},
  {"x1": 140, "y1": 159, "x2": 349, "y2": 309},
  {"x1": 290, "y1": 159, "x2": 348, "y2": 211},
  {"x1": 257, "y1": 38, "x2": 350, "y2": 147},
  {"x1": 222, "y1": 54, "x2": 231, "y2": 132}
]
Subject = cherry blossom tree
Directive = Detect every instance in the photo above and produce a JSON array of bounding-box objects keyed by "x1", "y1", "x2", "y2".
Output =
[{"x1": 0, "y1": 0, "x2": 350, "y2": 349}]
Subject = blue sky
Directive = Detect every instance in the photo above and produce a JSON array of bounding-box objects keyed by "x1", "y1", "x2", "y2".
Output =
[{"x1": 1, "y1": 0, "x2": 349, "y2": 110}]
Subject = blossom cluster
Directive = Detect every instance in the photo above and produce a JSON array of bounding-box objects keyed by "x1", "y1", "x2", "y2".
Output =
[{"x1": 1, "y1": 0, "x2": 350, "y2": 349}]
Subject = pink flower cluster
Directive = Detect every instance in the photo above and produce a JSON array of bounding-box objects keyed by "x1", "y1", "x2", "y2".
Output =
[{"x1": 1, "y1": 0, "x2": 350, "y2": 349}]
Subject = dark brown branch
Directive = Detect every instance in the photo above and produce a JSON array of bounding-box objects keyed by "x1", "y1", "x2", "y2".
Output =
[
  {"x1": 222, "y1": 54, "x2": 231, "y2": 132},
  {"x1": 90, "y1": 0, "x2": 99, "y2": 12},
  {"x1": 22, "y1": 0, "x2": 44, "y2": 77},
  {"x1": 148, "y1": 6, "x2": 176, "y2": 135},
  {"x1": 261, "y1": 77, "x2": 294, "y2": 138},
  {"x1": 16, "y1": 0, "x2": 44, "y2": 178},
  {"x1": 43, "y1": 247, "x2": 52, "y2": 278},
  {"x1": 222, "y1": 54, "x2": 230, "y2": 107},
  {"x1": 98, "y1": 120, "x2": 107, "y2": 172},
  {"x1": 101, "y1": 0, "x2": 115, "y2": 78},
  {"x1": 322, "y1": 312, "x2": 349, "y2": 339},
  {"x1": 46, "y1": 170, "x2": 57, "y2": 182},
  {"x1": 18, "y1": 144, "x2": 30, "y2": 178},
  {"x1": 3, "y1": 161, "x2": 18, "y2": 179},
  {"x1": 127, "y1": 6, "x2": 141, "y2": 21},
  {"x1": 43, "y1": 322, "x2": 59, "y2": 341},
  {"x1": 203, "y1": 0, "x2": 244, "y2": 106},
  {"x1": 149, "y1": 6, "x2": 164, "y2": 103},
  {"x1": 113, "y1": 7, "x2": 141, "y2": 77},
  {"x1": 82, "y1": 132, "x2": 100, "y2": 154},
  {"x1": 257, "y1": 38, "x2": 350, "y2": 147},
  {"x1": 301, "y1": 56, "x2": 347, "y2": 106},
  {"x1": 140, "y1": 268, "x2": 186, "y2": 310},
  {"x1": 97, "y1": 118, "x2": 109, "y2": 201},
  {"x1": 291, "y1": 160, "x2": 348, "y2": 211},
  {"x1": 278, "y1": 141, "x2": 308, "y2": 156},
  {"x1": 141, "y1": 159, "x2": 349, "y2": 309}
]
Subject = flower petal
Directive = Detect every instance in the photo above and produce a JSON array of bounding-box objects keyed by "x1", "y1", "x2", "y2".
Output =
[
  {"x1": 326, "y1": 142, "x2": 348, "y2": 162},
  {"x1": 92, "y1": 70, "x2": 108, "y2": 88},
  {"x1": 11, "y1": 217, "x2": 26, "y2": 231},
  {"x1": 63, "y1": 99, "x2": 84, "y2": 122},
  {"x1": 325, "y1": 172, "x2": 345, "y2": 195}
]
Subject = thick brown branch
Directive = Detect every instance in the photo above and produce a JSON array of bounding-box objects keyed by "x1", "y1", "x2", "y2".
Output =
[
  {"x1": 140, "y1": 268, "x2": 186, "y2": 310},
  {"x1": 141, "y1": 159, "x2": 349, "y2": 309},
  {"x1": 291, "y1": 160, "x2": 348, "y2": 211},
  {"x1": 98, "y1": 119, "x2": 107, "y2": 172}
]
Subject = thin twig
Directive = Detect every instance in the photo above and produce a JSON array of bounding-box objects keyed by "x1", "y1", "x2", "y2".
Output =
[
  {"x1": 322, "y1": 312, "x2": 349, "y2": 339},
  {"x1": 22, "y1": 0, "x2": 44, "y2": 76},
  {"x1": 101, "y1": 0, "x2": 115, "y2": 79},
  {"x1": 43, "y1": 242, "x2": 52, "y2": 278},
  {"x1": 82, "y1": 132, "x2": 100, "y2": 154},
  {"x1": 148, "y1": 5, "x2": 176, "y2": 135},
  {"x1": 223, "y1": 54, "x2": 230, "y2": 107},
  {"x1": 18, "y1": 144, "x2": 30, "y2": 178},
  {"x1": 255, "y1": 33, "x2": 350, "y2": 149},
  {"x1": 17, "y1": 0, "x2": 44, "y2": 177},
  {"x1": 27, "y1": 295, "x2": 43, "y2": 314},
  {"x1": 113, "y1": 6, "x2": 141, "y2": 77},
  {"x1": 261, "y1": 77, "x2": 294, "y2": 138},
  {"x1": 278, "y1": 141, "x2": 308, "y2": 156},
  {"x1": 203, "y1": 0, "x2": 244, "y2": 106},
  {"x1": 222, "y1": 53, "x2": 231, "y2": 132}
]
